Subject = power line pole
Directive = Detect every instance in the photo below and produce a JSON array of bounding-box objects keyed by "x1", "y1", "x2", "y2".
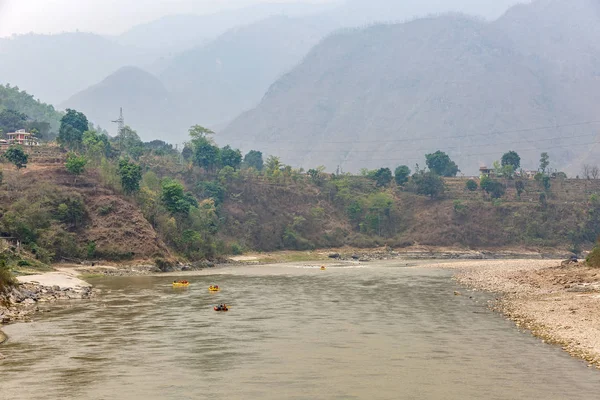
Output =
[{"x1": 111, "y1": 107, "x2": 124, "y2": 137}]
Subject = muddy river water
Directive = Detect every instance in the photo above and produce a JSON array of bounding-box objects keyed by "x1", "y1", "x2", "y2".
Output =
[{"x1": 2, "y1": 263, "x2": 600, "y2": 399}]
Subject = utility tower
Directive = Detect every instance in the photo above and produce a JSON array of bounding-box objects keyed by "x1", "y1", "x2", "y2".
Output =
[{"x1": 112, "y1": 107, "x2": 125, "y2": 136}]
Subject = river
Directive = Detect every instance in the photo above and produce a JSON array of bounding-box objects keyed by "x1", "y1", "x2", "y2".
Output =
[{"x1": 1, "y1": 263, "x2": 600, "y2": 399}]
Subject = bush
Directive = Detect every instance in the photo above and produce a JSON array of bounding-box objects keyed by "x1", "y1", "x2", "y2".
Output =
[
  {"x1": 465, "y1": 179, "x2": 478, "y2": 191},
  {"x1": 586, "y1": 241, "x2": 600, "y2": 268},
  {"x1": 230, "y1": 243, "x2": 243, "y2": 255},
  {"x1": 0, "y1": 259, "x2": 15, "y2": 290}
]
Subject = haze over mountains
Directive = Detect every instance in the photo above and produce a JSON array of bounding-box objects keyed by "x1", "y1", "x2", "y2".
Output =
[
  {"x1": 222, "y1": 0, "x2": 600, "y2": 174},
  {"x1": 3, "y1": 0, "x2": 600, "y2": 174}
]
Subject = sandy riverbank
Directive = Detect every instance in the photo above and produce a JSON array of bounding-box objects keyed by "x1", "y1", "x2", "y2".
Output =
[{"x1": 426, "y1": 259, "x2": 600, "y2": 368}]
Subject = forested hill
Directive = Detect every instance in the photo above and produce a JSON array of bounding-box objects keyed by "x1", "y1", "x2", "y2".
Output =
[
  {"x1": 0, "y1": 84, "x2": 63, "y2": 138},
  {"x1": 221, "y1": 0, "x2": 600, "y2": 175}
]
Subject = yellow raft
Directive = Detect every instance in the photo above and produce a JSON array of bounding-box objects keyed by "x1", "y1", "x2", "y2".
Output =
[
  {"x1": 209, "y1": 286, "x2": 220, "y2": 292},
  {"x1": 173, "y1": 281, "x2": 190, "y2": 287},
  {"x1": 320, "y1": 266, "x2": 326, "y2": 270}
]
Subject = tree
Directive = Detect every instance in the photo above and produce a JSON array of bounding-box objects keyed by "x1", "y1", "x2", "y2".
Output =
[
  {"x1": 220, "y1": 145, "x2": 242, "y2": 170},
  {"x1": 4, "y1": 146, "x2": 28, "y2": 169},
  {"x1": 465, "y1": 179, "x2": 478, "y2": 191},
  {"x1": 373, "y1": 168, "x2": 393, "y2": 187},
  {"x1": 161, "y1": 179, "x2": 197, "y2": 215},
  {"x1": 188, "y1": 125, "x2": 215, "y2": 141},
  {"x1": 58, "y1": 109, "x2": 88, "y2": 149},
  {"x1": 65, "y1": 152, "x2": 87, "y2": 177},
  {"x1": 425, "y1": 151, "x2": 459, "y2": 177},
  {"x1": 265, "y1": 156, "x2": 282, "y2": 177},
  {"x1": 118, "y1": 159, "x2": 142, "y2": 194},
  {"x1": 480, "y1": 177, "x2": 505, "y2": 199},
  {"x1": 243, "y1": 150, "x2": 264, "y2": 171},
  {"x1": 412, "y1": 170, "x2": 445, "y2": 199},
  {"x1": 116, "y1": 126, "x2": 143, "y2": 159},
  {"x1": 515, "y1": 180, "x2": 525, "y2": 199},
  {"x1": 501, "y1": 151, "x2": 521, "y2": 170},
  {"x1": 539, "y1": 152, "x2": 550, "y2": 175},
  {"x1": 194, "y1": 138, "x2": 220, "y2": 172},
  {"x1": 0, "y1": 109, "x2": 27, "y2": 133},
  {"x1": 26, "y1": 121, "x2": 51, "y2": 140},
  {"x1": 583, "y1": 164, "x2": 600, "y2": 180},
  {"x1": 394, "y1": 165, "x2": 411, "y2": 186}
]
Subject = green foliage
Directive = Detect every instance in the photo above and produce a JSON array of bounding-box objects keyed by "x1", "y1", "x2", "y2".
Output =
[
  {"x1": 480, "y1": 177, "x2": 505, "y2": 199},
  {"x1": 425, "y1": 151, "x2": 459, "y2": 177},
  {"x1": 4, "y1": 146, "x2": 28, "y2": 169},
  {"x1": 515, "y1": 180, "x2": 525, "y2": 198},
  {"x1": 412, "y1": 170, "x2": 445, "y2": 199},
  {"x1": 265, "y1": 156, "x2": 283, "y2": 178},
  {"x1": 539, "y1": 152, "x2": 550, "y2": 175},
  {"x1": 587, "y1": 240, "x2": 600, "y2": 268},
  {"x1": 193, "y1": 137, "x2": 221, "y2": 172},
  {"x1": 370, "y1": 167, "x2": 393, "y2": 187},
  {"x1": 144, "y1": 140, "x2": 177, "y2": 156},
  {"x1": 56, "y1": 198, "x2": 86, "y2": 228},
  {"x1": 501, "y1": 151, "x2": 521, "y2": 169},
  {"x1": 83, "y1": 130, "x2": 113, "y2": 161},
  {"x1": 58, "y1": 109, "x2": 88, "y2": 149},
  {"x1": 65, "y1": 152, "x2": 88, "y2": 176},
  {"x1": 118, "y1": 159, "x2": 142, "y2": 194},
  {"x1": 220, "y1": 145, "x2": 242, "y2": 170},
  {"x1": 0, "y1": 84, "x2": 62, "y2": 135},
  {"x1": 0, "y1": 109, "x2": 27, "y2": 133},
  {"x1": 161, "y1": 179, "x2": 197, "y2": 215},
  {"x1": 465, "y1": 179, "x2": 478, "y2": 191},
  {"x1": 394, "y1": 165, "x2": 411, "y2": 186},
  {"x1": 307, "y1": 166, "x2": 326, "y2": 185},
  {"x1": 0, "y1": 259, "x2": 15, "y2": 290},
  {"x1": 197, "y1": 181, "x2": 226, "y2": 206},
  {"x1": 243, "y1": 150, "x2": 264, "y2": 171},
  {"x1": 86, "y1": 241, "x2": 96, "y2": 259},
  {"x1": 541, "y1": 176, "x2": 551, "y2": 191},
  {"x1": 115, "y1": 126, "x2": 143, "y2": 159},
  {"x1": 188, "y1": 125, "x2": 215, "y2": 140}
]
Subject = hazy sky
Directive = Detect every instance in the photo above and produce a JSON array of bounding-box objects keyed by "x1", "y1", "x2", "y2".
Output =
[
  {"x1": 0, "y1": 0, "x2": 525, "y2": 38},
  {"x1": 0, "y1": 0, "x2": 335, "y2": 37}
]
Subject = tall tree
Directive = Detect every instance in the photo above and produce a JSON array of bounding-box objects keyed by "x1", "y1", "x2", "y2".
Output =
[
  {"x1": 4, "y1": 146, "x2": 28, "y2": 170},
  {"x1": 372, "y1": 167, "x2": 393, "y2": 187},
  {"x1": 58, "y1": 109, "x2": 88, "y2": 149},
  {"x1": 194, "y1": 138, "x2": 220, "y2": 172},
  {"x1": 220, "y1": 145, "x2": 242, "y2": 170},
  {"x1": 501, "y1": 151, "x2": 521, "y2": 170},
  {"x1": 0, "y1": 109, "x2": 27, "y2": 134},
  {"x1": 394, "y1": 165, "x2": 411, "y2": 186},
  {"x1": 118, "y1": 159, "x2": 142, "y2": 194},
  {"x1": 243, "y1": 150, "x2": 264, "y2": 171},
  {"x1": 539, "y1": 152, "x2": 550, "y2": 175},
  {"x1": 425, "y1": 151, "x2": 459, "y2": 177},
  {"x1": 412, "y1": 170, "x2": 445, "y2": 199}
]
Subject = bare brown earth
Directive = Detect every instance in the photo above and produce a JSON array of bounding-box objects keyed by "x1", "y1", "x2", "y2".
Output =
[
  {"x1": 434, "y1": 259, "x2": 600, "y2": 368},
  {"x1": 3, "y1": 165, "x2": 170, "y2": 261}
]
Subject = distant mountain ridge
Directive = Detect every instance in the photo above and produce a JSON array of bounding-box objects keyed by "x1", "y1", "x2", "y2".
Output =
[
  {"x1": 63, "y1": 15, "x2": 332, "y2": 141},
  {"x1": 220, "y1": 0, "x2": 600, "y2": 174}
]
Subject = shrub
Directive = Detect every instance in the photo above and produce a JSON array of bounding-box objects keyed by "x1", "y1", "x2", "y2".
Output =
[
  {"x1": 465, "y1": 179, "x2": 478, "y2": 191},
  {"x1": 586, "y1": 241, "x2": 600, "y2": 268},
  {"x1": 0, "y1": 259, "x2": 15, "y2": 290},
  {"x1": 230, "y1": 243, "x2": 243, "y2": 255}
]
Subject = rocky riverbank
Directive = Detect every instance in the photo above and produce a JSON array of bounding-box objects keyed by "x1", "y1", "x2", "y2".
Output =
[
  {"x1": 0, "y1": 269, "x2": 100, "y2": 327},
  {"x1": 429, "y1": 259, "x2": 600, "y2": 369}
]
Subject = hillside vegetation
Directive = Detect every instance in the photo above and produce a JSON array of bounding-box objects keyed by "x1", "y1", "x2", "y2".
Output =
[
  {"x1": 0, "y1": 84, "x2": 63, "y2": 139},
  {"x1": 222, "y1": 0, "x2": 600, "y2": 175},
  {"x1": 1, "y1": 105, "x2": 599, "y2": 283}
]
